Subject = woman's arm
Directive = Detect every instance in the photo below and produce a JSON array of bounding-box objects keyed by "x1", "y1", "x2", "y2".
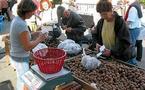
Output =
[{"x1": 19, "y1": 31, "x2": 48, "y2": 51}]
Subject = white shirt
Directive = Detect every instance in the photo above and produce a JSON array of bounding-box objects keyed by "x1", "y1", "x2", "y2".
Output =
[
  {"x1": 37, "y1": 8, "x2": 58, "y2": 25},
  {"x1": 127, "y1": 7, "x2": 142, "y2": 29}
]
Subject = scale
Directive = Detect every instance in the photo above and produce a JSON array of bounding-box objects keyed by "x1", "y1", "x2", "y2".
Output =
[{"x1": 21, "y1": 65, "x2": 74, "y2": 90}]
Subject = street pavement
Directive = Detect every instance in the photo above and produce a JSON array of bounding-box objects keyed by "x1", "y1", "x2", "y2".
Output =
[{"x1": 0, "y1": 20, "x2": 17, "y2": 89}]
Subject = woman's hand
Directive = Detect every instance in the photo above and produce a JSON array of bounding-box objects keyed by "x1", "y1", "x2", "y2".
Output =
[
  {"x1": 103, "y1": 48, "x2": 111, "y2": 57},
  {"x1": 37, "y1": 32, "x2": 48, "y2": 42},
  {"x1": 96, "y1": 43, "x2": 101, "y2": 53},
  {"x1": 96, "y1": 44, "x2": 111, "y2": 57}
]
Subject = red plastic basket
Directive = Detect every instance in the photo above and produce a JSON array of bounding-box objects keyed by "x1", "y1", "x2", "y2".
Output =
[{"x1": 33, "y1": 48, "x2": 66, "y2": 74}]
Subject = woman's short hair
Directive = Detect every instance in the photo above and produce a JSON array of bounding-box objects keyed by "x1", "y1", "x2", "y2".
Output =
[
  {"x1": 17, "y1": 0, "x2": 37, "y2": 17},
  {"x1": 96, "y1": 0, "x2": 112, "y2": 13}
]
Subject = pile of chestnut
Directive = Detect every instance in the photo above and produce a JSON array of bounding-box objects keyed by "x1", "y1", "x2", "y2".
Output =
[{"x1": 65, "y1": 56, "x2": 145, "y2": 90}]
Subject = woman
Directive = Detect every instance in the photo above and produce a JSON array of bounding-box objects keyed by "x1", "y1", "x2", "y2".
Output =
[
  {"x1": 10, "y1": 0, "x2": 48, "y2": 90},
  {"x1": 91, "y1": 0, "x2": 136, "y2": 64}
]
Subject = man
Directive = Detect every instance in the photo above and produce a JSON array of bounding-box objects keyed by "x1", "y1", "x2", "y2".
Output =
[
  {"x1": 125, "y1": 0, "x2": 143, "y2": 62},
  {"x1": 58, "y1": 7, "x2": 86, "y2": 44}
]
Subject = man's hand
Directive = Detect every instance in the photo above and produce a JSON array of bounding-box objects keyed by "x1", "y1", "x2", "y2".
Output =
[
  {"x1": 66, "y1": 27, "x2": 72, "y2": 32},
  {"x1": 90, "y1": 26, "x2": 96, "y2": 33},
  {"x1": 62, "y1": 25, "x2": 67, "y2": 30}
]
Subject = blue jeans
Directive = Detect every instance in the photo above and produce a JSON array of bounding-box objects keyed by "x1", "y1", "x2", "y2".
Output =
[
  {"x1": 128, "y1": 28, "x2": 140, "y2": 65},
  {"x1": 129, "y1": 28, "x2": 140, "y2": 46},
  {"x1": 10, "y1": 56, "x2": 29, "y2": 90}
]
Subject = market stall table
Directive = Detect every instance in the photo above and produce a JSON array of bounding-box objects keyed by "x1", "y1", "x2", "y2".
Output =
[
  {"x1": 64, "y1": 50, "x2": 145, "y2": 90},
  {"x1": 22, "y1": 49, "x2": 98, "y2": 90}
]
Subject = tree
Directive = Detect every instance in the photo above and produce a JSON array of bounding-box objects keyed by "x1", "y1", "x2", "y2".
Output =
[
  {"x1": 139, "y1": 0, "x2": 145, "y2": 5},
  {"x1": 53, "y1": 0, "x2": 62, "y2": 4}
]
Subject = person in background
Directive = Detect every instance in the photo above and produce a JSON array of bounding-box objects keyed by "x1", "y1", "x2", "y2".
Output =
[
  {"x1": 118, "y1": 0, "x2": 129, "y2": 17},
  {"x1": 91, "y1": 0, "x2": 136, "y2": 64},
  {"x1": 8, "y1": 0, "x2": 17, "y2": 11},
  {"x1": 68, "y1": 0, "x2": 78, "y2": 12},
  {"x1": 48, "y1": 1, "x2": 58, "y2": 22},
  {"x1": 0, "y1": 0, "x2": 11, "y2": 21},
  {"x1": 11, "y1": 0, "x2": 21, "y2": 17},
  {"x1": 61, "y1": 0, "x2": 69, "y2": 10},
  {"x1": 10, "y1": 0, "x2": 48, "y2": 90},
  {"x1": 58, "y1": 7, "x2": 86, "y2": 44},
  {"x1": 37, "y1": 0, "x2": 57, "y2": 26},
  {"x1": 124, "y1": 0, "x2": 143, "y2": 62}
]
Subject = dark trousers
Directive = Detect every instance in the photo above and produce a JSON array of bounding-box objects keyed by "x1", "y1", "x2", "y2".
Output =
[{"x1": 136, "y1": 40, "x2": 143, "y2": 61}]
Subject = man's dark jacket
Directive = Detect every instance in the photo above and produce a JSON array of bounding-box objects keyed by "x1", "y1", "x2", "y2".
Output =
[
  {"x1": 62, "y1": 11, "x2": 86, "y2": 43},
  {"x1": 92, "y1": 12, "x2": 135, "y2": 61}
]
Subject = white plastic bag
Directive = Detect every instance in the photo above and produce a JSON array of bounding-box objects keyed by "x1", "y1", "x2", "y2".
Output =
[
  {"x1": 81, "y1": 48, "x2": 101, "y2": 70},
  {"x1": 41, "y1": 28, "x2": 49, "y2": 34},
  {"x1": 41, "y1": 25, "x2": 53, "y2": 32},
  {"x1": 32, "y1": 43, "x2": 47, "y2": 53},
  {"x1": 62, "y1": 43, "x2": 82, "y2": 55},
  {"x1": 81, "y1": 56, "x2": 101, "y2": 70},
  {"x1": 57, "y1": 39, "x2": 75, "y2": 49},
  {"x1": 58, "y1": 39, "x2": 82, "y2": 55}
]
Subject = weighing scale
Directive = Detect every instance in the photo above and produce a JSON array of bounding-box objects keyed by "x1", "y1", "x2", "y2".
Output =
[{"x1": 22, "y1": 65, "x2": 74, "y2": 90}]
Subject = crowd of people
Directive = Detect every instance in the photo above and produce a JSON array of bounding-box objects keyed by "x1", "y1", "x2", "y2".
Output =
[{"x1": 4, "y1": 0, "x2": 144, "y2": 90}]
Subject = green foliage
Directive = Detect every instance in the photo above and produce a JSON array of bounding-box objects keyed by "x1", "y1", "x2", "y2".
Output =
[
  {"x1": 53, "y1": 0, "x2": 62, "y2": 4},
  {"x1": 139, "y1": 0, "x2": 145, "y2": 5}
]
